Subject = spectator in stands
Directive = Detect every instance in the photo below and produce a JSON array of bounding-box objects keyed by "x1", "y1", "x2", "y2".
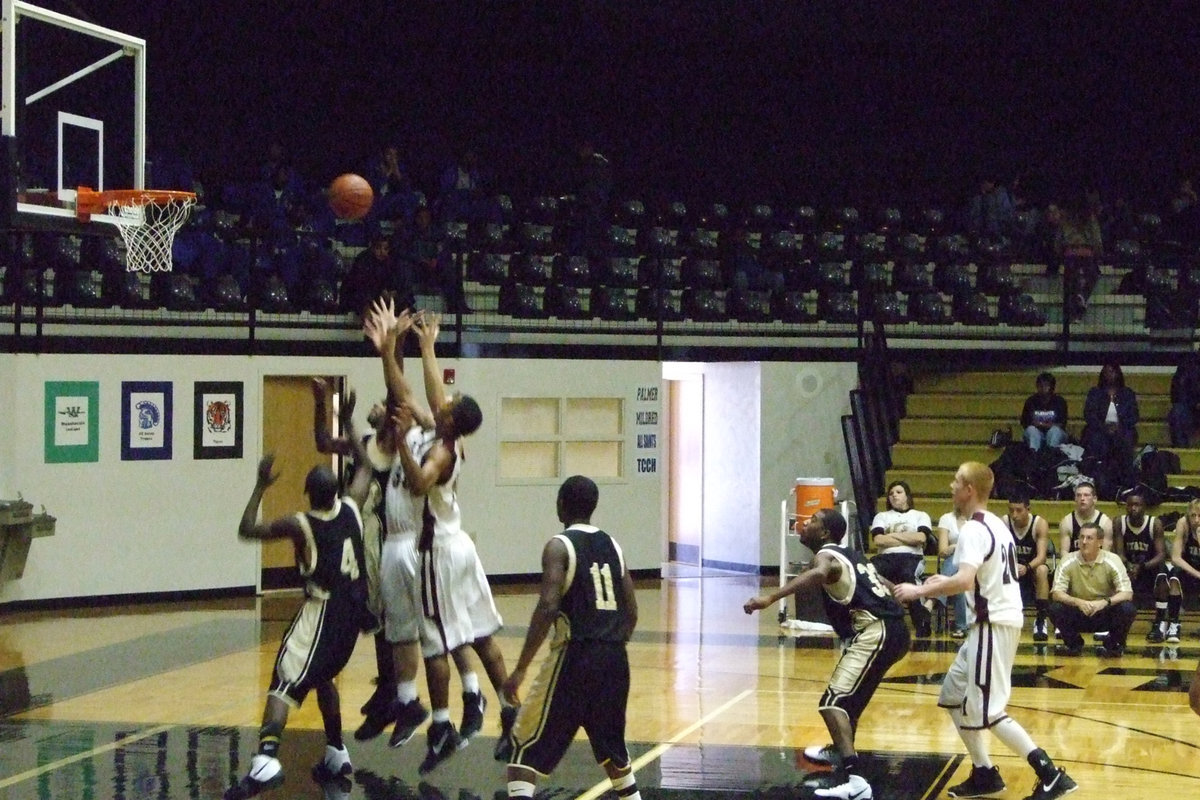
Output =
[
  {"x1": 396, "y1": 207, "x2": 467, "y2": 313},
  {"x1": 1049, "y1": 522, "x2": 1136, "y2": 657},
  {"x1": 1168, "y1": 351, "x2": 1200, "y2": 447},
  {"x1": 1020, "y1": 371, "x2": 1068, "y2": 451},
  {"x1": 1054, "y1": 192, "x2": 1104, "y2": 319},
  {"x1": 365, "y1": 144, "x2": 422, "y2": 227},
  {"x1": 934, "y1": 508, "x2": 968, "y2": 638},
  {"x1": 870, "y1": 480, "x2": 934, "y2": 637},
  {"x1": 723, "y1": 224, "x2": 784, "y2": 292},
  {"x1": 966, "y1": 177, "x2": 1016, "y2": 240},
  {"x1": 341, "y1": 234, "x2": 413, "y2": 316},
  {"x1": 1081, "y1": 362, "x2": 1139, "y2": 490},
  {"x1": 1168, "y1": 176, "x2": 1199, "y2": 245},
  {"x1": 259, "y1": 140, "x2": 304, "y2": 197},
  {"x1": 436, "y1": 148, "x2": 490, "y2": 224}
]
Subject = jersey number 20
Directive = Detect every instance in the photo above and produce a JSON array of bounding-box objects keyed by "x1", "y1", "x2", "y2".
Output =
[{"x1": 589, "y1": 562, "x2": 618, "y2": 611}]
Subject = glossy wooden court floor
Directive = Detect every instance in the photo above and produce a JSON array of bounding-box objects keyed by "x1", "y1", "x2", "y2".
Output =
[{"x1": 1, "y1": 575, "x2": 1197, "y2": 800}]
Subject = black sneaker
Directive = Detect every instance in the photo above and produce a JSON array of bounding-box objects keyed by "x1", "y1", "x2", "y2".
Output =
[
  {"x1": 1146, "y1": 623, "x2": 1165, "y2": 644},
  {"x1": 1095, "y1": 644, "x2": 1123, "y2": 658},
  {"x1": 388, "y1": 698, "x2": 430, "y2": 748},
  {"x1": 1053, "y1": 644, "x2": 1083, "y2": 657},
  {"x1": 417, "y1": 721, "x2": 466, "y2": 775},
  {"x1": 460, "y1": 691, "x2": 487, "y2": 739},
  {"x1": 355, "y1": 696, "x2": 398, "y2": 742},
  {"x1": 1032, "y1": 620, "x2": 1048, "y2": 643},
  {"x1": 1024, "y1": 768, "x2": 1078, "y2": 800},
  {"x1": 493, "y1": 704, "x2": 518, "y2": 762},
  {"x1": 359, "y1": 684, "x2": 394, "y2": 717},
  {"x1": 224, "y1": 755, "x2": 284, "y2": 799},
  {"x1": 947, "y1": 765, "x2": 1005, "y2": 798}
]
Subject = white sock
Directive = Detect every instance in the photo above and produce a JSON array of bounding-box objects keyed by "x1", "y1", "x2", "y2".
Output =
[
  {"x1": 432, "y1": 708, "x2": 450, "y2": 723},
  {"x1": 950, "y1": 708, "x2": 992, "y2": 768},
  {"x1": 508, "y1": 780, "x2": 536, "y2": 797},
  {"x1": 461, "y1": 671, "x2": 480, "y2": 694},
  {"x1": 991, "y1": 716, "x2": 1037, "y2": 759},
  {"x1": 397, "y1": 680, "x2": 418, "y2": 704}
]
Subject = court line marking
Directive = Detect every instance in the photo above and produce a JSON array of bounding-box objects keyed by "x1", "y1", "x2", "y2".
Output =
[
  {"x1": 573, "y1": 688, "x2": 754, "y2": 800},
  {"x1": 0, "y1": 722, "x2": 178, "y2": 790}
]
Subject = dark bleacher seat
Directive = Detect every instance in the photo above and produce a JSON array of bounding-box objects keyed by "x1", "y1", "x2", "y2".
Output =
[
  {"x1": 546, "y1": 285, "x2": 589, "y2": 319},
  {"x1": 682, "y1": 256, "x2": 724, "y2": 289},
  {"x1": 909, "y1": 291, "x2": 953, "y2": 324},
  {"x1": 500, "y1": 283, "x2": 545, "y2": 318},
  {"x1": 814, "y1": 262, "x2": 848, "y2": 291},
  {"x1": 746, "y1": 203, "x2": 774, "y2": 232},
  {"x1": 954, "y1": 291, "x2": 993, "y2": 324},
  {"x1": 258, "y1": 274, "x2": 294, "y2": 313},
  {"x1": 105, "y1": 272, "x2": 151, "y2": 309},
  {"x1": 606, "y1": 224, "x2": 638, "y2": 257},
  {"x1": 514, "y1": 253, "x2": 555, "y2": 285},
  {"x1": 636, "y1": 286, "x2": 683, "y2": 321},
  {"x1": 814, "y1": 230, "x2": 846, "y2": 261},
  {"x1": 304, "y1": 279, "x2": 340, "y2": 314},
  {"x1": 818, "y1": 290, "x2": 857, "y2": 323},
  {"x1": 893, "y1": 261, "x2": 934, "y2": 293},
  {"x1": 867, "y1": 291, "x2": 906, "y2": 324},
  {"x1": 998, "y1": 292, "x2": 1046, "y2": 326},
  {"x1": 62, "y1": 270, "x2": 104, "y2": 308},
  {"x1": 210, "y1": 275, "x2": 246, "y2": 311},
  {"x1": 683, "y1": 288, "x2": 726, "y2": 321},
  {"x1": 554, "y1": 254, "x2": 592, "y2": 287},
  {"x1": 595, "y1": 256, "x2": 640, "y2": 288},
  {"x1": 525, "y1": 195, "x2": 559, "y2": 225},
  {"x1": 773, "y1": 289, "x2": 814, "y2": 322},
  {"x1": 467, "y1": 252, "x2": 510, "y2": 285},
  {"x1": 641, "y1": 257, "x2": 683, "y2": 288},
  {"x1": 592, "y1": 286, "x2": 636, "y2": 321},
  {"x1": 728, "y1": 288, "x2": 772, "y2": 322},
  {"x1": 518, "y1": 222, "x2": 556, "y2": 255},
  {"x1": 977, "y1": 261, "x2": 1020, "y2": 294}
]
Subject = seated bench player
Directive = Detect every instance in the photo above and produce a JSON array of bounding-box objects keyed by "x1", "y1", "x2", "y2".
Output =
[
  {"x1": 1003, "y1": 492, "x2": 1052, "y2": 641},
  {"x1": 1111, "y1": 488, "x2": 1168, "y2": 641}
]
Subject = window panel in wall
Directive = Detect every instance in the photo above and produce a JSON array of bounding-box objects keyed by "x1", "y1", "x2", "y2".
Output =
[
  {"x1": 499, "y1": 396, "x2": 624, "y2": 482},
  {"x1": 499, "y1": 441, "x2": 560, "y2": 479},
  {"x1": 564, "y1": 440, "x2": 622, "y2": 477}
]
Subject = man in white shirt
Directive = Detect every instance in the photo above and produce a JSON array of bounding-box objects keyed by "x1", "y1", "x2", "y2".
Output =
[{"x1": 895, "y1": 461, "x2": 1077, "y2": 800}]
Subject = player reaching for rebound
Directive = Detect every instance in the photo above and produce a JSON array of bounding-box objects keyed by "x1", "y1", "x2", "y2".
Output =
[
  {"x1": 225, "y1": 392, "x2": 374, "y2": 800},
  {"x1": 745, "y1": 507, "x2": 910, "y2": 800},
  {"x1": 894, "y1": 462, "x2": 1077, "y2": 800}
]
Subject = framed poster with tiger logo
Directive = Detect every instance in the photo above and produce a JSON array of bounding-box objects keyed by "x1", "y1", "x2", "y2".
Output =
[
  {"x1": 121, "y1": 381, "x2": 172, "y2": 461},
  {"x1": 194, "y1": 381, "x2": 243, "y2": 460}
]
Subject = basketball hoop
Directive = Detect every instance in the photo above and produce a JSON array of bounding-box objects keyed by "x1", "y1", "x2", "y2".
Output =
[{"x1": 75, "y1": 187, "x2": 197, "y2": 272}]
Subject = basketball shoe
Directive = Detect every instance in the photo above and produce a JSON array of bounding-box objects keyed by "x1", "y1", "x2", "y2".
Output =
[
  {"x1": 814, "y1": 773, "x2": 872, "y2": 799},
  {"x1": 1166, "y1": 621, "x2": 1181, "y2": 643},
  {"x1": 388, "y1": 698, "x2": 430, "y2": 748},
  {"x1": 418, "y1": 720, "x2": 466, "y2": 775},
  {"x1": 493, "y1": 704, "x2": 518, "y2": 762},
  {"x1": 1146, "y1": 621, "x2": 1166, "y2": 643},
  {"x1": 1032, "y1": 619, "x2": 1048, "y2": 642},
  {"x1": 310, "y1": 744, "x2": 352, "y2": 783},
  {"x1": 803, "y1": 744, "x2": 841, "y2": 766},
  {"x1": 1023, "y1": 767, "x2": 1078, "y2": 799},
  {"x1": 947, "y1": 765, "x2": 1005, "y2": 797},
  {"x1": 224, "y1": 754, "x2": 283, "y2": 800},
  {"x1": 460, "y1": 691, "x2": 487, "y2": 739}
]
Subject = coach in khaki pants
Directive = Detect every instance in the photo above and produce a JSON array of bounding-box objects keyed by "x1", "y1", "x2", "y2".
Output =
[{"x1": 1049, "y1": 521, "x2": 1136, "y2": 658}]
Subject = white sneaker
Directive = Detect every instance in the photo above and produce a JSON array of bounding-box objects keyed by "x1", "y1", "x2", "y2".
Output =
[
  {"x1": 311, "y1": 744, "x2": 352, "y2": 782},
  {"x1": 1166, "y1": 622, "x2": 1181, "y2": 643},
  {"x1": 1091, "y1": 630, "x2": 1109, "y2": 642},
  {"x1": 803, "y1": 744, "x2": 840, "y2": 765},
  {"x1": 815, "y1": 773, "x2": 873, "y2": 799}
]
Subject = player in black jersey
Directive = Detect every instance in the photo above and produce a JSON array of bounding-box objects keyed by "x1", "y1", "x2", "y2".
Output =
[
  {"x1": 225, "y1": 393, "x2": 374, "y2": 800},
  {"x1": 1112, "y1": 489, "x2": 1168, "y2": 640},
  {"x1": 501, "y1": 476, "x2": 642, "y2": 800},
  {"x1": 745, "y1": 507, "x2": 910, "y2": 800},
  {"x1": 1168, "y1": 499, "x2": 1200, "y2": 644},
  {"x1": 1005, "y1": 493, "x2": 1052, "y2": 641},
  {"x1": 1058, "y1": 480, "x2": 1112, "y2": 556}
]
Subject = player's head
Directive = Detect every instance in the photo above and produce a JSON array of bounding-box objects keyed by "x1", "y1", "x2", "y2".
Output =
[
  {"x1": 886, "y1": 480, "x2": 913, "y2": 512},
  {"x1": 952, "y1": 461, "x2": 994, "y2": 514},
  {"x1": 1077, "y1": 521, "x2": 1102, "y2": 556},
  {"x1": 366, "y1": 399, "x2": 387, "y2": 430},
  {"x1": 1121, "y1": 487, "x2": 1146, "y2": 523},
  {"x1": 1035, "y1": 372, "x2": 1056, "y2": 394},
  {"x1": 1073, "y1": 480, "x2": 1096, "y2": 512},
  {"x1": 304, "y1": 465, "x2": 339, "y2": 509},
  {"x1": 1188, "y1": 498, "x2": 1200, "y2": 527},
  {"x1": 803, "y1": 508, "x2": 846, "y2": 547},
  {"x1": 557, "y1": 475, "x2": 599, "y2": 524},
  {"x1": 1007, "y1": 492, "x2": 1032, "y2": 526},
  {"x1": 436, "y1": 393, "x2": 483, "y2": 439}
]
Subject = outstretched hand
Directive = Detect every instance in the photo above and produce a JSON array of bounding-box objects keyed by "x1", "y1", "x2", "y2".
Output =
[
  {"x1": 743, "y1": 595, "x2": 772, "y2": 614},
  {"x1": 414, "y1": 312, "x2": 441, "y2": 348},
  {"x1": 311, "y1": 376, "x2": 328, "y2": 400},
  {"x1": 255, "y1": 455, "x2": 279, "y2": 489},
  {"x1": 501, "y1": 667, "x2": 525, "y2": 706},
  {"x1": 339, "y1": 388, "x2": 358, "y2": 431}
]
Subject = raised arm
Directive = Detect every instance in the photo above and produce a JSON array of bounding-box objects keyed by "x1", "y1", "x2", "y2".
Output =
[
  {"x1": 238, "y1": 455, "x2": 304, "y2": 544},
  {"x1": 364, "y1": 297, "x2": 418, "y2": 409},
  {"x1": 502, "y1": 536, "x2": 570, "y2": 704},
  {"x1": 338, "y1": 389, "x2": 373, "y2": 509},
  {"x1": 414, "y1": 312, "x2": 448, "y2": 412},
  {"x1": 393, "y1": 410, "x2": 454, "y2": 495},
  {"x1": 312, "y1": 377, "x2": 354, "y2": 456}
]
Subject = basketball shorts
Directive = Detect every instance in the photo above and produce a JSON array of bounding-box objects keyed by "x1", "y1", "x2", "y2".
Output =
[
  {"x1": 819, "y1": 616, "x2": 910, "y2": 725},
  {"x1": 938, "y1": 622, "x2": 1020, "y2": 729},
  {"x1": 510, "y1": 640, "x2": 631, "y2": 775},
  {"x1": 415, "y1": 531, "x2": 503, "y2": 658},
  {"x1": 380, "y1": 532, "x2": 421, "y2": 644},
  {"x1": 361, "y1": 504, "x2": 385, "y2": 627},
  {"x1": 269, "y1": 594, "x2": 361, "y2": 709}
]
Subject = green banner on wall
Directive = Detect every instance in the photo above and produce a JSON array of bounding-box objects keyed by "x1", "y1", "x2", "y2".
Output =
[{"x1": 44, "y1": 381, "x2": 100, "y2": 463}]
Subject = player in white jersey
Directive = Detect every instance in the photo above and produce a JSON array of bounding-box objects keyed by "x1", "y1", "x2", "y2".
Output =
[{"x1": 895, "y1": 461, "x2": 1077, "y2": 800}]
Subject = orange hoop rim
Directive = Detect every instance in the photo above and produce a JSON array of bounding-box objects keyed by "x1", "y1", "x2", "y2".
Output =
[{"x1": 75, "y1": 187, "x2": 197, "y2": 218}]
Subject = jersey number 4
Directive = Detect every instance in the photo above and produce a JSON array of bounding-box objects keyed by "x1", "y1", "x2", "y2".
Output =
[
  {"x1": 339, "y1": 539, "x2": 360, "y2": 580},
  {"x1": 589, "y1": 562, "x2": 618, "y2": 611}
]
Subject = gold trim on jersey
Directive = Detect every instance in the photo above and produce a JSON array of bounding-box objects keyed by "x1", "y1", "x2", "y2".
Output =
[{"x1": 511, "y1": 615, "x2": 570, "y2": 776}]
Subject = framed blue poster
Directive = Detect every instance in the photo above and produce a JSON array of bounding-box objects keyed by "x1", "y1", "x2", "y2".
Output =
[{"x1": 121, "y1": 381, "x2": 173, "y2": 461}]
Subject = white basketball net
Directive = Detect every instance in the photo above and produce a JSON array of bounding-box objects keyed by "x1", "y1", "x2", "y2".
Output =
[{"x1": 107, "y1": 194, "x2": 197, "y2": 272}]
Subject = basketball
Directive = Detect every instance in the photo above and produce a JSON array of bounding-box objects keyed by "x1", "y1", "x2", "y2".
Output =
[{"x1": 328, "y1": 173, "x2": 373, "y2": 220}]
